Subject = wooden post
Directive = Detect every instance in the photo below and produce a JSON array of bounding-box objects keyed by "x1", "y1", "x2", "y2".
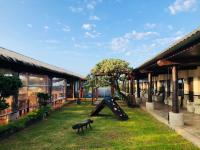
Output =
[
  {"x1": 48, "y1": 77, "x2": 53, "y2": 100},
  {"x1": 79, "y1": 80, "x2": 84, "y2": 99},
  {"x1": 148, "y1": 73, "x2": 152, "y2": 102},
  {"x1": 122, "y1": 80, "x2": 125, "y2": 92},
  {"x1": 130, "y1": 77, "x2": 134, "y2": 95},
  {"x1": 64, "y1": 79, "x2": 68, "y2": 99},
  {"x1": 91, "y1": 86, "x2": 94, "y2": 104},
  {"x1": 172, "y1": 66, "x2": 179, "y2": 113},
  {"x1": 96, "y1": 87, "x2": 98, "y2": 100},
  {"x1": 72, "y1": 81, "x2": 75, "y2": 99},
  {"x1": 136, "y1": 79, "x2": 140, "y2": 98},
  {"x1": 111, "y1": 85, "x2": 115, "y2": 97},
  {"x1": 26, "y1": 73, "x2": 29, "y2": 112},
  {"x1": 127, "y1": 80, "x2": 130, "y2": 93}
]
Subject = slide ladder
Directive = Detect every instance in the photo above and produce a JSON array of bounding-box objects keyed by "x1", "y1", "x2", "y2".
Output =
[{"x1": 91, "y1": 96, "x2": 128, "y2": 121}]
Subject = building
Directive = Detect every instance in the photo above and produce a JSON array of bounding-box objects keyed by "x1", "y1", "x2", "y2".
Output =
[
  {"x1": 132, "y1": 26, "x2": 200, "y2": 127},
  {"x1": 0, "y1": 47, "x2": 85, "y2": 123}
]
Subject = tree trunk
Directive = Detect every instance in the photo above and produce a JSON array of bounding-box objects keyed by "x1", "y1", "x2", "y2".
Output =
[
  {"x1": 91, "y1": 87, "x2": 94, "y2": 105},
  {"x1": 113, "y1": 79, "x2": 136, "y2": 107}
]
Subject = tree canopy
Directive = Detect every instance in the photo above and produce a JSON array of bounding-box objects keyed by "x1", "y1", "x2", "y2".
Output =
[
  {"x1": 92, "y1": 58, "x2": 132, "y2": 77},
  {"x1": 89, "y1": 58, "x2": 132, "y2": 87},
  {"x1": 88, "y1": 58, "x2": 135, "y2": 107}
]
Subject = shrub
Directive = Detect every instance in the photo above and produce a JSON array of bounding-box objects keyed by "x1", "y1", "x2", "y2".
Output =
[
  {"x1": 0, "y1": 105, "x2": 52, "y2": 139},
  {"x1": 37, "y1": 93, "x2": 51, "y2": 107}
]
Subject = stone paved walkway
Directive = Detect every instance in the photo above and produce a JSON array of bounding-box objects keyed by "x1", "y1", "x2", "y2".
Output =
[{"x1": 141, "y1": 102, "x2": 200, "y2": 148}]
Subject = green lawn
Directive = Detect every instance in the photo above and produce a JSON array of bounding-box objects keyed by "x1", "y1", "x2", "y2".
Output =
[{"x1": 0, "y1": 101, "x2": 198, "y2": 150}]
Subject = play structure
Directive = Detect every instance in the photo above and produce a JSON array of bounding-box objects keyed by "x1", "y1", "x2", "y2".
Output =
[{"x1": 90, "y1": 96, "x2": 129, "y2": 121}]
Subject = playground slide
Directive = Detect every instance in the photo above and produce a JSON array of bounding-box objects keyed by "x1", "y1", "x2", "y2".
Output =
[{"x1": 91, "y1": 96, "x2": 128, "y2": 121}]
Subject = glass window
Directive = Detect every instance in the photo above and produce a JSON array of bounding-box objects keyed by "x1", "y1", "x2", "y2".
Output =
[
  {"x1": 52, "y1": 78, "x2": 65, "y2": 100},
  {"x1": 27, "y1": 74, "x2": 48, "y2": 106}
]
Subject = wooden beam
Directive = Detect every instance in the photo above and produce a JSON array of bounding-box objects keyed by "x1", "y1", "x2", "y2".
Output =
[
  {"x1": 157, "y1": 59, "x2": 178, "y2": 67},
  {"x1": 140, "y1": 69, "x2": 152, "y2": 74}
]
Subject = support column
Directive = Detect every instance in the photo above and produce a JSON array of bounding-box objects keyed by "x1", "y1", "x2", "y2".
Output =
[
  {"x1": 130, "y1": 76, "x2": 136, "y2": 106},
  {"x1": 48, "y1": 77, "x2": 53, "y2": 100},
  {"x1": 130, "y1": 77, "x2": 134, "y2": 95},
  {"x1": 72, "y1": 81, "x2": 75, "y2": 99},
  {"x1": 148, "y1": 73, "x2": 152, "y2": 102},
  {"x1": 136, "y1": 79, "x2": 140, "y2": 98},
  {"x1": 169, "y1": 65, "x2": 184, "y2": 127},
  {"x1": 172, "y1": 66, "x2": 179, "y2": 113},
  {"x1": 127, "y1": 80, "x2": 130, "y2": 93},
  {"x1": 91, "y1": 86, "x2": 94, "y2": 105},
  {"x1": 79, "y1": 80, "x2": 84, "y2": 99},
  {"x1": 64, "y1": 79, "x2": 68, "y2": 99},
  {"x1": 146, "y1": 72, "x2": 154, "y2": 111},
  {"x1": 111, "y1": 85, "x2": 115, "y2": 97},
  {"x1": 136, "y1": 79, "x2": 141, "y2": 104},
  {"x1": 95, "y1": 87, "x2": 98, "y2": 100},
  {"x1": 26, "y1": 73, "x2": 30, "y2": 112},
  {"x1": 122, "y1": 80, "x2": 125, "y2": 92}
]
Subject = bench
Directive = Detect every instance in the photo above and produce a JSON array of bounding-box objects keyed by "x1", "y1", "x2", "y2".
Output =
[{"x1": 72, "y1": 119, "x2": 93, "y2": 133}]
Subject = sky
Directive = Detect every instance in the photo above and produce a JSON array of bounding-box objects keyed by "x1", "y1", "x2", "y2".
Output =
[{"x1": 0, "y1": 0, "x2": 200, "y2": 76}]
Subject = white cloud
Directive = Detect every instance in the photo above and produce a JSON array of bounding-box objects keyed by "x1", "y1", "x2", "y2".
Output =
[
  {"x1": 86, "y1": 0, "x2": 102, "y2": 10},
  {"x1": 62, "y1": 25, "x2": 71, "y2": 32},
  {"x1": 27, "y1": 24, "x2": 32, "y2": 28},
  {"x1": 44, "y1": 26, "x2": 50, "y2": 31},
  {"x1": 69, "y1": 0, "x2": 103, "y2": 13},
  {"x1": 89, "y1": 15, "x2": 101, "y2": 21},
  {"x1": 110, "y1": 30, "x2": 159, "y2": 56},
  {"x1": 69, "y1": 6, "x2": 83, "y2": 13},
  {"x1": 124, "y1": 30, "x2": 159, "y2": 40},
  {"x1": 154, "y1": 31, "x2": 185, "y2": 47},
  {"x1": 125, "y1": 51, "x2": 131, "y2": 56},
  {"x1": 87, "y1": 3, "x2": 95, "y2": 10},
  {"x1": 82, "y1": 23, "x2": 96, "y2": 30},
  {"x1": 145, "y1": 23, "x2": 157, "y2": 29},
  {"x1": 111, "y1": 37, "x2": 129, "y2": 51},
  {"x1": 168, "y1": 0, "x2": 197, "y2": 15},
  {"x1": 74, "y1": 43, "x2": 88, "y2": 49},
  {"x1": 85, "y1": 31, "x2": 101, "y2": 38},
  {"x1": 45, "y1": 40, "x2": 60, "y2": 44}
]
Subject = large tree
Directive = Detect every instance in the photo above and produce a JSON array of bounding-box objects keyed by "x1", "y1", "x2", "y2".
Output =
[{"x1": 90, "y1": 58, "x2": 135, "y2": 107}]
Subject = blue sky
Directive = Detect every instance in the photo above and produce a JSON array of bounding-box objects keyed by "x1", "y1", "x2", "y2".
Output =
[{"x1": 0, "y1": 0, "x2": 200, "y2": 76}]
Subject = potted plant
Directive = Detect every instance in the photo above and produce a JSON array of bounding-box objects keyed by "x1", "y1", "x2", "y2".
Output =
[
  {"x1": 37, "y1": 93, "x2": 51, "y2": 107},
  {"x1": 37, "y1": 92, "x2": 51, "y2": 119},
  {"x1": 194, "y1": 98, "x2": 200, "y2": 114},
  {"x1": 0, "y1": 74, "x2": 22, "y2": 112},
  {"x1": 187, "y1": 98, "x2": 195, "y2": 113}
]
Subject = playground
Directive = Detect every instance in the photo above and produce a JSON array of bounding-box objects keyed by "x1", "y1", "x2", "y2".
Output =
[{"x1": 0, "y1": 101, "x2": 198, "y2": 150}]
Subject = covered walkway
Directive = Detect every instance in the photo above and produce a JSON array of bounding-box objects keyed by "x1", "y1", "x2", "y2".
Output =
[{"x1": 141, "y1": 101, "x2": 200, "y2": 148}]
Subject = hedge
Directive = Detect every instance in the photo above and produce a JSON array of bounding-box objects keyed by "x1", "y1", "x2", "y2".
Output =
[{"x1": 0, "y1": 105, "x2": 52, "y2": 139}]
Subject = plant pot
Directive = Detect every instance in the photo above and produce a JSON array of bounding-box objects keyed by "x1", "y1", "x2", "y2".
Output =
[
  {"x1": 194, "y1": 99, "x2": 200, "y2": 114},
  {"x1": 187, "y1": 102, "x2": 194, "y2": 113}
]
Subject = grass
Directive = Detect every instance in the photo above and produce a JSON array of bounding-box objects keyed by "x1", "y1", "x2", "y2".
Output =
[{"x1": 0, "y1": 101, "x2": 199, "y2": 150}]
